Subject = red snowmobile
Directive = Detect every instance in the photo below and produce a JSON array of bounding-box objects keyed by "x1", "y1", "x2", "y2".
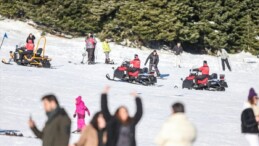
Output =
[
  {"x1": 182, "y1": 69, "x2": 228, "y2": 91},
  {"x1": 106, "y1": 60, "x2": 157, "y2": 86}
]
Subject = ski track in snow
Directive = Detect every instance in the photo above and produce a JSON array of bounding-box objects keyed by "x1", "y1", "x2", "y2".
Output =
[{"x1": 0, "y1": 19, "x2": 259, "y2": 146}]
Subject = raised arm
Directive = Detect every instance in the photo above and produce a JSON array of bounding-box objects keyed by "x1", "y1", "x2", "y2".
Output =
[
  {"x1": 85, "y1": 106, "x2": 90, "y2": 116},
  {"x1": 31, "y1": 125, "x2": 43, "y2": 139},
  {"x1": 133, "y1": 96, "x2": 143, "y2": 125},
  {"x1": 101, "y1": 93, "x2": 112, "y2": 121}
]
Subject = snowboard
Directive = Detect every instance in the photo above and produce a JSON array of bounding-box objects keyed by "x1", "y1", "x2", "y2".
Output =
[{"x1": 1, "y1": 59, "x2": 12, "y2": 65}]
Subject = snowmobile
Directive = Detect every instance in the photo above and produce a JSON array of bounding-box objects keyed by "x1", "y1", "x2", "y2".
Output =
[
  {"x1": 182, "y1": 69, "x2": 228, "y2": 91},
  {"x1": 106, "y1": 60, "x2": 157, "y2": 86},
  {"x1": 2, "y1": 36, "x2": 51, "y2": 68}
]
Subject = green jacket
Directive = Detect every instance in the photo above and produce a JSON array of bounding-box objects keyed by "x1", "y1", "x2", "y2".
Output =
[
  {"x1": 31, "y1": 108, "x2": 71, "y2": 146},
  {"x1": 102, "y1": 42, "x2": 111, "y2": 52}
]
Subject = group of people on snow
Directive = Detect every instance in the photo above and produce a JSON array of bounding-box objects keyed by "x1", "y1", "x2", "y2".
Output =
[{"x1": 28, "y1": 86, "x2": 197, "y2": 146}]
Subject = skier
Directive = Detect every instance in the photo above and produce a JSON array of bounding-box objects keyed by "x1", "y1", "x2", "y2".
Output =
[
  {"x1": 85, "y1": 34, "x2": 97, "y2": 64},
  {"x1": 172, "y1": 42, "x2": 183, "y2": 67},
  {"x1": 217, "y1": 48, "x2": 231, "y2": 71},
  {"x1": 101, "y1": 86, "x2": 143, "y2": 146},
  {"x1": 73, "y1": 96, "x2": 90, "y2": 132},
  {"x1": 155, "y1": 102, "x2": 196, "y2": 146},
  {"x1": 193, "y1": 60, "x2": 210, "y2": 84},
  {"x1": 28, "y1": 94, "x2": 71, "y2": 146},
  {"x1": 144, "y1": 50, "x2": 160, "y2": 76},
  {"x1": 72, "y1": 111, "x2": 107, "y2": 146},
  {"x1": 26, "y1": 33, "x2": 36, "y2": 44},
  {"x1": 241, "y1": 88, "x2": 259, "y2": 146},
  {"x1": 102, "y1": 39, "x2": 111, "y2": 64}
]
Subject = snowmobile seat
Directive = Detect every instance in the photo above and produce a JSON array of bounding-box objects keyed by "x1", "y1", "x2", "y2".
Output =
[
  {"x1": 209, "y1": 73, "x2": 218, "y2": 80},
  {"x1": 140, "y1": 67, "x2": 148, "y2": 74},
  {"x1": 35, "y1": 48, "x2": 43, "y2": 57}
]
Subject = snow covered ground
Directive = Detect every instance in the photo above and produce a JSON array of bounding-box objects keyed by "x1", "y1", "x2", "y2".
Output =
[{"x1": 0, "y1": 19, "x2": 259, "y2": 146}]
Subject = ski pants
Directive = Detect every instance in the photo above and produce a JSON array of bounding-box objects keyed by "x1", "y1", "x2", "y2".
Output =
[
  {"x1": 195, "y1": 74, "x2": 208, "y2": 84},
  {"x1": 104, "y1": 52, "x2": 110, "y2": 59},
  {"x1": 20, "y1": 50, "x2": 33, "y2": 60},
  {"x1": 244, "y1": 134, "x2": 259, "y2": 146},
  {"x1": 221, "y1": 58, "x2": 231, "y2": 71},
  {"x1": 87, "y1": 48, "x2": 95, "y2": 63},
  {"x1": 149, "y1": 64, "x2": 160, "y2": 76}
]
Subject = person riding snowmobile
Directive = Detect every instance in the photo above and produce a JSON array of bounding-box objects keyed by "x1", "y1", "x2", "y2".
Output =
[
  {"x1": 129, "y1": 54, "x2": 141, "y2": 72},
  {"x1": 144, "y1": 50, "x2": 160, "y2": 76},
  {"x1": 26, "y1": 33, "x2": 36, "y2": 44},
  {"x1": 193, "y1": 60, "x2": 210, "y2": 84},
  {"x1": 19, "y1": 40, "x2": 35, "y2": 61}
]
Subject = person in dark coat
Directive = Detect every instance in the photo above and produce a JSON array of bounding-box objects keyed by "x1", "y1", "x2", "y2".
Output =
[
  {"x1": 26, "y1": 33, "x2": 36, "y2": 44},
  {"x1": 172, "y1": 42, "x2": 183, "y2": 55},
  {"x1": 101, "y1": 86, "x2": 143, "y2": 146},
  {"x1": 241, "y1": 88, "x2": 259, "y2": 146},
  {"x1": 28, "y1": 94, "x2": 71, "y2": 146},
  {"x1": 144, "y1": 50, "x2": 160, "y2": 76},
  {"x1": 85, "y1": 33, "x2": 97, "y2": 64}
]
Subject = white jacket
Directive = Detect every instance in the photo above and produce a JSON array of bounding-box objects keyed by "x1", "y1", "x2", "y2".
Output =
[
  {"x1": 217, "y1": 49, "x2": 229, "y2": 59},
  {"x1": 155, "y1": 113, "x2": 197, "y2": 146}
]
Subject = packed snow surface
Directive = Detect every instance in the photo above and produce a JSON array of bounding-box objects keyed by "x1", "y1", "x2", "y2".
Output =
[{"x1": 0, "y1": 19, "x2": 259, "y2": 146}]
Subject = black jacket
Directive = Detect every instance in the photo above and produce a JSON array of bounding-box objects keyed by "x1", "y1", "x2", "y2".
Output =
[
  {"x1": 241, "y1": 108, "x2": 259, "y2": 133},
  {"x1": 173, "y1": 45, "x2": 183, "y2": 55},
  {"x1": 101, "y1": 94, "x2": 143, "y2": 146},
  {"x1": 31, "y1": 107, "x2": 71, "y2": 146},
  {"x1": 145, "y1": 53, "x2": 159, "y2": 65},
  {"x1": 26, "y1": 35, "x2": 36, "y2": 44}
]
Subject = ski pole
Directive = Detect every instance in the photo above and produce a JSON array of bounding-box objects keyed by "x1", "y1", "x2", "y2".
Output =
[{"x1": 0, "y1": 33, "x2": 8, "y2": 51}]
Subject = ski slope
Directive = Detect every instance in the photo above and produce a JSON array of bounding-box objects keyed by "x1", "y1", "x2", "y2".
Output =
[{"x1": 0, "y1": 19, "x2": 259, "y2": 146}]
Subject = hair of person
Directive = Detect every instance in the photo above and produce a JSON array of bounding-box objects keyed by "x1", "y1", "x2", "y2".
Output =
[
  {"x1": 90, "y1": 111, "x2": 103, "y2": 130},
  {"x1": 115, "y1": 106, "x2": 132, "y2": 124},
  {"x1": 172, "y1": 102, "x2": 185, "y2": 113},
  {"x1": 41, "y1": 94, "x2": 59, "y2": 106},
  {"x1": 203, "y1": 60, "x2": 207, "y2": 64}
]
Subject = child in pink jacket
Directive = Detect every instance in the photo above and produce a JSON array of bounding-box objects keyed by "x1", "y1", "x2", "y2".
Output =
[{"x1": 73, "y1": 96, "x2": 90, "y2": 132}]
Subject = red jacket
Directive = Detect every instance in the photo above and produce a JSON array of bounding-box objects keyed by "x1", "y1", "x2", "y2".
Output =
[
  {"x1": 26, "y1": 40, "x2": 34, "y2": 51},
  {"x1": 199, "y1": 64, "x2": 209, "y2": 75},
  {"x1": 130, "y1": 58, "x2": 141, "y2": 69}
]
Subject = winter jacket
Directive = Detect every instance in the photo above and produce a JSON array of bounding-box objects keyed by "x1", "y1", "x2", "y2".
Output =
[
  {"x1": 75, "y1": 96, "x2": 90, "y2": 117},
  {"x1": 101, "y1": 93, "x2": 143, "y2": 146},
  {"x1": 130, "y1": 58, "x2": 141, "y2": 69},
  {"x1": 155, "y1": 113, "x2": 196, "y2": 146},
  {"x1": 26, "y1": 40, "x2": 34, "y2": 51},
  {"x1": 217, "y1": 49, "x2": 229, "y2": 59},
  {"x1": 75, "y1": 124, "x2": 107, "y2": 146},
  {"x1": 31, "y1": 107, "x2": 71, "y2": 146},
  {"x1": 145, "y1": 53, "x2": 159, "y2": 66},
  {"x1": 198, "y1": 64, "x2": 209, "y2": 75},
  {"x1": 102, "y1": 42, "x2": 111, "y2": 53},
  {"x1": 241, "y1": 108, "x2": 259, "y2": 134},
  {"x1": 26, "y1": 35, "x2": 35, "y2": 44},
  {"x1": 86, "y1": 38, "x2": 97, "y2": 49},
  {"x1": 173, "y1": 46, "x2": 183, "y2": 55}
]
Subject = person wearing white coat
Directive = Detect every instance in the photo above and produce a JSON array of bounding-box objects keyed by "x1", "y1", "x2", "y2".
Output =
[
  {"x1": 217, "y1": 48, "x2": 232, "y2": 71},
  {"x1": 155, "y1": 102, "x2": 196, "y2": 146}
]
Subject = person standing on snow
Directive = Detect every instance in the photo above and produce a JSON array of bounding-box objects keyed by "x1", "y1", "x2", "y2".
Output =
[
  {"x1": 155, "y1": 102, "x2": 196, "y2": 146},
  {"x1": 72, "y1": 111, "x2": 107, "y2": 146},
  {"x1": 85, "y1": 33, "x2": 97, "y2": 64},
  {"x1": 172, "y1": 42, "x2": 183, "y2": 67},
  {"x1": 101, "y1": 86, "x2": 143, "y2": 146},
  {"x1": 241, "y1": 88, "x2": 259, "y2": 146},
  {"x1": 28, "y1": 94, "x2": 71, "y2": 146},
  {"x1": 102, "y1": 39, "x2": 111, "y2": 64},
  {"x1": 217, "y1": 48, "x2": 231, "y2": 71},
  {"x1": 26, "y1": 33, "x2": 36, "y2": 44},
  {"x1": 144, "y1": 50, "x2": 160, "y2": 76},
  {"x1": 193, "y1": 60, "x2": 210, "y2": 84},
  {"x1": 73, "y1": 96, "x2": 91, "y2": 132}
]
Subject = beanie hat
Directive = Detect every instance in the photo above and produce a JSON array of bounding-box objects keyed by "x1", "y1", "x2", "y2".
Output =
[{"x1": 248, "y1": 88, "x2": 258, "y2": 100}]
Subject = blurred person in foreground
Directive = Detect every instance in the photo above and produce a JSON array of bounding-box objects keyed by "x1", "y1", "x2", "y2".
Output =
[
  {"x1": 28, "y1": 94, "x2": 71, "y2": 146},
  {"x1": 71, "y1": 111, "x2": 107, "y2": 146},
  {"x1": 101, "y1": 86, "x2": 143, "y2": 146},
  {"x1": 155, "y1": 102, "x2": 196, "y2": 146}
]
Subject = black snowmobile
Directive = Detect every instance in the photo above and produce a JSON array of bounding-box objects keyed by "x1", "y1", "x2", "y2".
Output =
[
  {"x1": 106, "y1": 60, "x2": 157, "y2": 86},
  {"x1": 2, "y1": 37, "x2": 51, "y2": 68},
  {"x1": 182, "y1": 69, "x2": 228, "y2": 91}
]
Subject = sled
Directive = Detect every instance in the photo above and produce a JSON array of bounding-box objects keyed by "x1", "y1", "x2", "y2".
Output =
[{"x1": 159, "y1": 74, "x2": 170, "y2": 78}]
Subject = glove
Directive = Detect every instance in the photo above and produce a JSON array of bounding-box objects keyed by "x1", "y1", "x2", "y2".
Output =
[{"x1": 73, "y1": 114, "x2": 76, "y2": 118}]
